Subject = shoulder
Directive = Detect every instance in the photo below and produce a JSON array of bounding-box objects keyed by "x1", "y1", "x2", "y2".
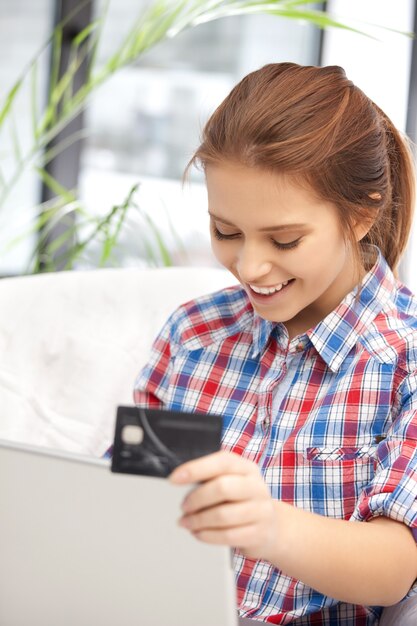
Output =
[
  {"x1": 363, "y1": 281, "x2": 417, "y2": 372},
  {"x1": 167, "y1": 285, "x2": 254, "y2": 351}
]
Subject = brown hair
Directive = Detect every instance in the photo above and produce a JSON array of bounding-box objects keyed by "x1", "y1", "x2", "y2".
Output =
[{"x1": 187, "y1": 63, "x2": 415, "y2": 273}]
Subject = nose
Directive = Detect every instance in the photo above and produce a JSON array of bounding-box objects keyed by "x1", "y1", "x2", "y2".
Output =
[{"x1": 235, "y1": 240, "x2": 274, "y2": 284}]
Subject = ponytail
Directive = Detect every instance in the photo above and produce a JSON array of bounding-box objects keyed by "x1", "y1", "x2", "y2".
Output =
[{"x1": 363, "y1": 106, "x2": 415, "y2": 271}]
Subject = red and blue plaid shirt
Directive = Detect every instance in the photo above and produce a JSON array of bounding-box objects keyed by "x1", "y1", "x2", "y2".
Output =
[{"x1": 110, "y1": 250, "x2": 417, "y2": 624}]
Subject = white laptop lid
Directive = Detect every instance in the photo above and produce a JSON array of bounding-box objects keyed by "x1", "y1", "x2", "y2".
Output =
[{"x1": 0, "y1": 440, "x2": 238, "y2": 626}]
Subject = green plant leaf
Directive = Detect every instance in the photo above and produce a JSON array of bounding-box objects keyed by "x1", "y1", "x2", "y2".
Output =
[
  {"x1": 37, "y1": 50, "x2": 85, "y2": 136},
  {"x1": 187, "y1": 3, "x2": 369, "y2": 37},
  {"x1": 98, "y1": 184, "x2": 138, "y2": 265},
  {"x1": 30, "y1": 61, "x2": 39, "y2": 141},
  {"x1": 40, "y1": 128, "x2": 90, "y2": 169},
  {"x1": 142, "y1": 211, "x2": 173, "y2": 266},
  {"x1": 179, "y1": 1, "x2": 413, "y2": 38},
  {"x1": 35, "y1": 167, "x2": 77, "y2": 204},
  {"x1": 10, "y1": 115, "x2": 23, "y2": 165},
  {"x1": 0, "y1": 79, "x2": 23, "y2": 129},
  {"x1": 48, "y1": 25, "x2": 63, "y2": 124},
  {"x1": 73, "y1": 19, "x2": 101, "y2": 47}
]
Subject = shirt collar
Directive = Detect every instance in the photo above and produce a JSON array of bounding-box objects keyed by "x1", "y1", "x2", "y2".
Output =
[
  {"x1": 307, "y1": 249, "x2": 396, "y2": 372},
  {"x1": 250, "y1": 249, "x2": 396, "y2": 369},
  {"x1": 251, "y1": 314, "x2": 276, "y2": 358}
]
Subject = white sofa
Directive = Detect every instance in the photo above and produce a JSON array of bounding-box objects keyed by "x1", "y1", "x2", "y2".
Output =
[
  {"x1": 0, "y1": 265, "x2": 415, "y2": 624},
  {"x1": 0, "y1": 266, "x2": 234, "y2": 456}
]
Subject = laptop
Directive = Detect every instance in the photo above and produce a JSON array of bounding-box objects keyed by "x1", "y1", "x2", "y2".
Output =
[{"x1": 0, "y1": 439, "x2": 238, "y2": 626}]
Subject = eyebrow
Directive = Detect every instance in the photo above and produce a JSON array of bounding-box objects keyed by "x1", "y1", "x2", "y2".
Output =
[{"x1": 208, "y1": 212, "x2": 309, "y2": 233}]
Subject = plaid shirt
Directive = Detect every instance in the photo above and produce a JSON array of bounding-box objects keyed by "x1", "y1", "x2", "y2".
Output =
[{"x1": 111, "y1": 250, "x2": 417, "y2": 624}]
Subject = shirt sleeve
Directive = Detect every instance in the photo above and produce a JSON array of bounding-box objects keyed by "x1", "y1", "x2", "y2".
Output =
[
  {"x1": 351, "y1": 370, "x2": 417, "y2": 534},
  {"x1": 132, "y1": 312, "x2": 175, "y2": 408},
  {"x1": 102, "y1": 312, "x2": 177, "y2": 459},
  {"x1": 351, "y1": 369, "x2": 417, "y2": 599}
]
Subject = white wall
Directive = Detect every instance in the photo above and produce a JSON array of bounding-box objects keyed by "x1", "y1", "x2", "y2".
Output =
[{"x1": 322, "y1": 0, "x2": 414, "y2": 131}]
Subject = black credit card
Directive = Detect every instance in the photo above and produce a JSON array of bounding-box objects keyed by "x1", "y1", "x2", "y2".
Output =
[{"x1": 111, "y1": 406, "x2": 223, "y2": 478}]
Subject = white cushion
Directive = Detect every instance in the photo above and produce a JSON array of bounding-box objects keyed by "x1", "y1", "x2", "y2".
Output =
[
  {"x1": 0, "y1": 266, "x2": 233, "y2": 456},
  {"x1": 379, "y1": 596, "x2": 417, "y2": 626}
]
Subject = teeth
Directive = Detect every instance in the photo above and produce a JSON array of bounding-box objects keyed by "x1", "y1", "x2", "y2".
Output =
[{"x1": 250, "y1": 280, "x2": 290, "y2": 295}]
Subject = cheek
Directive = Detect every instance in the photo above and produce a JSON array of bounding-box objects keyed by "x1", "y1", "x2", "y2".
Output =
[
  {"x1": 210, "y1": 239, "x2": 234, "y2": 269},
  {"x1": 292, "y1": 233, "x2": 347, "y2": 279}
]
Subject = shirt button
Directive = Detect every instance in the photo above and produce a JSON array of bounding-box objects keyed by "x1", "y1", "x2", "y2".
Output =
[
  {"x1": 263, "y1": 417, "x2": 270, "y2": 428},
  {"x1": 296, "y1": 342, "x2": 304, "y2": 352}
]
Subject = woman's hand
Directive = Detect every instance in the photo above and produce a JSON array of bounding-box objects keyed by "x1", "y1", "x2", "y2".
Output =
[
  {"x1": 172, "y1": 452, "x2": 417, "y2": 607},
  {"x1": 169, "y1": 450, "x2": 278, "y2": 561}
]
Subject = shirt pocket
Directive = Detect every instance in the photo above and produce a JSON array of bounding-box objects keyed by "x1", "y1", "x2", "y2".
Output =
[{"x1": 301, "y1": 444, "x2": 377, "y2": 519}]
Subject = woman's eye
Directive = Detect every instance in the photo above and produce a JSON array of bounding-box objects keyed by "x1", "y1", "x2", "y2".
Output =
[
  {"x1": 272, "y1": 237, "x2": 301, "y2": 250},
  {"x1": 212, "y1": 226, "x2": 240, "y2": 240},
  {"x1": 212, "y1": 225, "x2": 301, "y2": 249}
]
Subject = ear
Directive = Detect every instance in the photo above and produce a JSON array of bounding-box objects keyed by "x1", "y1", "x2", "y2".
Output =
[
  {"x1": 354, "y1": 218, "x2": 374, "y2": 242},
  {"x1": 354, "y1": 192, "x2": 381, "y2": 241}
]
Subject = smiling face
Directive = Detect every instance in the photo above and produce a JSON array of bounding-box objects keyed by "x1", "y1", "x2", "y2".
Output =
[{"x1": 206, "y1": 162, "x2": 366, "y2": 340}]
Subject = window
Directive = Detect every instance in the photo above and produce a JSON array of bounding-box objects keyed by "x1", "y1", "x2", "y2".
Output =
[
  {"x1": 1, "y1": 1, "x2": 415, "y2": 279},
  {"x1": 0, "y1": 0, "x2": 54, "y2": 274},
  {"x1": 78, "y1": 1, "x2": 323, "y2": 268},
  {"x1": 322, "y1": 0, "x2": 415, "y2": 288}
]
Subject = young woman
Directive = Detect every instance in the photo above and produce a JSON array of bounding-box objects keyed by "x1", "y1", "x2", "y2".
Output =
[{"x1": 123, "y1": 63, "x2": 417, "y2": 623}]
